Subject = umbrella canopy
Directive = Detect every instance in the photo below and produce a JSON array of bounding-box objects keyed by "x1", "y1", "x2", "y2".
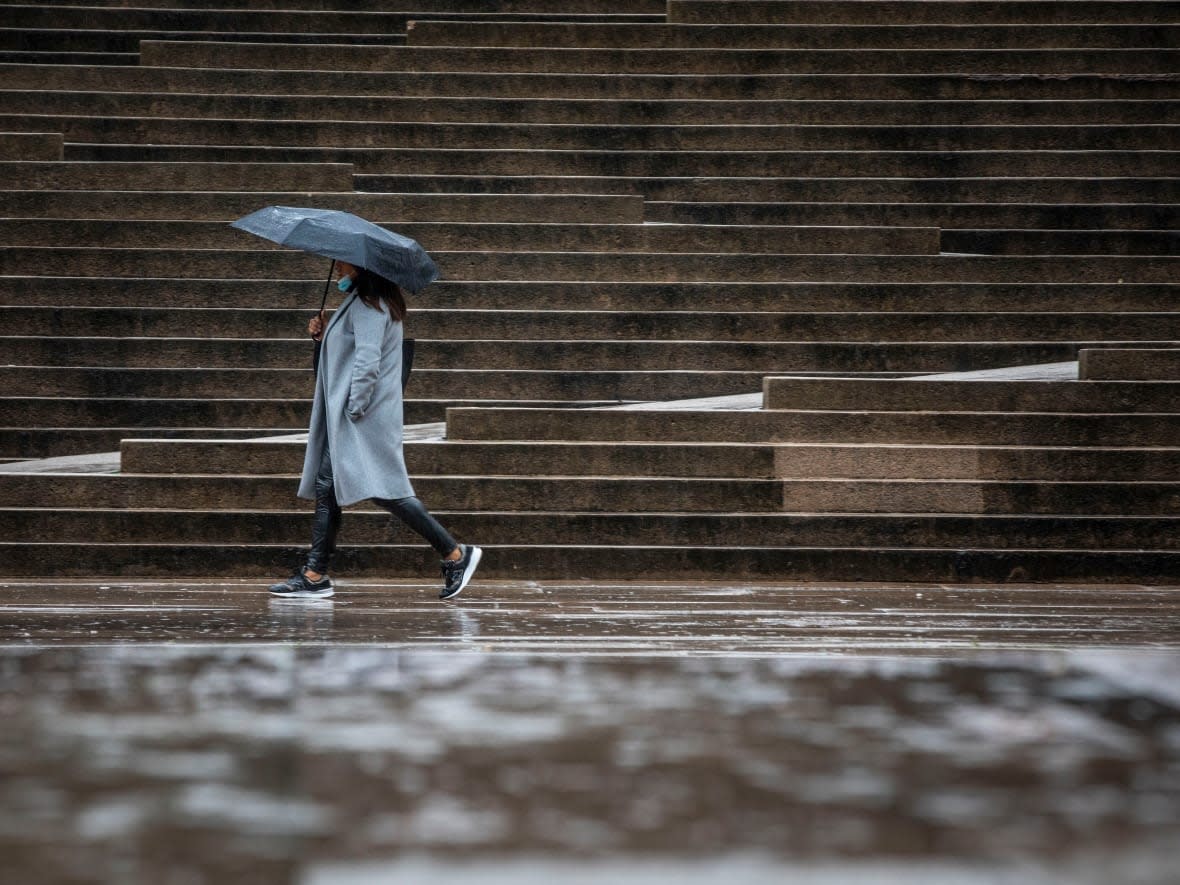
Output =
[{"x1": 231, "y1": 205, "x2": 439, "y2": 293}]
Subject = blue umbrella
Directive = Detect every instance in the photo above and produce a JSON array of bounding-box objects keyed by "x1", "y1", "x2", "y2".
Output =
[{"x1": 230, "y1": 205, "x2": 440, "y2": 294}]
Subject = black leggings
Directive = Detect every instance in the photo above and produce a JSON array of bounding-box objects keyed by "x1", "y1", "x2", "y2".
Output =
[{"x1": 306, "y1": 441, "x2": 458, "y2": 573}]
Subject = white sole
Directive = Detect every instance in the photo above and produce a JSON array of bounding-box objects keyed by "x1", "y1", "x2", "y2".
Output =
[
  {"x1": 443, "y1": 546, "x2": 482, "y2": 600},
  {"x1": 269, "y1": 586, "x2": 334, "y2": 599}
]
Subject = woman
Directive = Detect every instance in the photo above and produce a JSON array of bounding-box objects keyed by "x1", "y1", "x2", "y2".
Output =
[{"x1": 268, "y1": 260, "x2": 481, "y2": 600}]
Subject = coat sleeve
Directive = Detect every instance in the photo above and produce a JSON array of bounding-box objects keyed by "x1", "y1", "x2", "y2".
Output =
[{"x1": 347, "y1": 300, "x2": 386, "y2": 419}]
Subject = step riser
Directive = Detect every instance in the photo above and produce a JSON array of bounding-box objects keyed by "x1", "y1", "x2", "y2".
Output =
[
  {"x1": 668, "y1": 1, "x2": 1180, "y2": 26},
  {"x1": 13, "y1": 309, "x2": 1178, "y2": 343},
  {"x1": 762, "y1": 379, "x2": 1180, "y2": 413},
  {"x1": 139, "y1": 42, "x2": 1180, "y2": 75},
  {"x1": 7, "y1": 91, "x2": 1177, "y2": 125},
  {"x1": 407, "y1": 22, "x2": 1180, "y2": 50},
  {"x1": 652, "y1": 204, "x2": 1180, "y2": 230},
  {"x1": 780, "y1": 482, "x2": 1180, "y2": 514},
  {"x1": 447, "y1": 408, "x2": 1180, "y2": 446},
  {"x1": 4, "y1": 250, "x2": 1175, "y2": 283},
  {"x1": 0, "y1": 220, "x2": 939, "y2": 256},
  {"x1": 0, "y1": 509, "x2": 1173, "y2": 550},
  {"x1": 0, "y1": 399, "x2": 312, "y2": 427},
  {"x1": 24, "y1": 115, "x2": 1175, "y2": 151},
  {"x1": 4, "y1": 280, "x2": 1177, "y2": 312},
  {"x1": 5, "y1": 0, "x2": 666, "y2": 13},
  {"x1": 0, "y1": 161, "x2": 354, "y2": 191},
  {"x1": 0, "y1": 398, "x2": 615, "y2": 431},
  {"x1": 773, "y1": 447, "x2": 1180, "y2": 481},
  {"x1": 0, "y1": 541, "x2": 1174, "y2": 583},
  {"x1": 0, "y1": 191, "x2": 643, "y2": 224},
  {"x1": 642, "y1": 179, "x2": 1180, "y2": 204},
  {"x1": 7, "y1": 65, "x2": 1177, "y2": 101},
  {"x1": 0, "y1": 474, "x2": 785, "y2": 512},
  {"x1": 119, "y1": 439, "x2": 1180, "y2": 482},
  {"x1": 3, "y1": 7, "x2": 482, "y2": 33},
  {"x1": 1080, "y1": 348, "x2": 1180, "y2": 381},
  {"x1": 0, "y1": 368, "x2": 766, "y2": 401},
  {"x1": 73, "y1": 145, "x2": 1180, "y2": 178},
  {"x1": 0, "y1": 30, "x2": 407, "y2": 53},
  {"x1": 360, "y1": 173, "x2": 1180, "y2": 200},
  {"x1": 0, "y1": 338, "x2": 1121, "y2": 371},
  {"x1": 0, "y1": 132, "x2": 61, "y2": 160},
  {"x1": 0, "y1": 51, "x2": 136, "y2": 66},
  {"x1": 942, "y1": 229, "x2": 1180, "y2": 255},
  {"x1": 120, "y1": 440, "x2": 778, "y2": 478},
  {"x1": 0, "y1": 471, "x2": 1169, "y2": 515},
  {"x1": 0, "y1": 428, "x2": 284, "y2": 460},
  {"x1": 7, "y1": 9, "x2": 664, "y2": 32}
]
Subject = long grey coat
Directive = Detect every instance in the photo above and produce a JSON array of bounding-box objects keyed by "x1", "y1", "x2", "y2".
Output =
[{"x1": 297, "y1": 292, "x2": 414, "y2": 506}]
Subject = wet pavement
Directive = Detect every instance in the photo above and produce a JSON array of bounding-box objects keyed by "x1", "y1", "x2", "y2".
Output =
[
  {"x1": 1, "y1": 579, "x2": 1178, "y2": 651},
  {"x1": 1, "y1": 581, "x2": 1178, "y2": 884}
]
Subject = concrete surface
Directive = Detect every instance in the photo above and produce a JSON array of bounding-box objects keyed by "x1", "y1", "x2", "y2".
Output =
[{"x1": 0, "y1": 581, "x2": 1177, "y2": 884}]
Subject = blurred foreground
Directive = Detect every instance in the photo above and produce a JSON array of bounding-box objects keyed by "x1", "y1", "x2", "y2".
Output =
[{"x1": 0, "y1": 581, "x2": 1177, "y2": 884}]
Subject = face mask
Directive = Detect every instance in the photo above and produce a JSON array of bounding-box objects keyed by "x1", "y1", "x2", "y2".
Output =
[{"x1": 337, "y1": 276, "x2": 354, "y2": 293}]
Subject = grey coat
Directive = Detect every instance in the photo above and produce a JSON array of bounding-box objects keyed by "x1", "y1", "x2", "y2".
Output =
[{"x1": 297, "y1": 292, "x2": 414, "y2": 506}]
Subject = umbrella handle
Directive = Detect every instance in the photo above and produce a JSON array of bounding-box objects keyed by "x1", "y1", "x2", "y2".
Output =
[
  {"x1": 311, "y1": 259, "x2": 334, "y2": 375},
  {"x1": 314, "y1": 259, "x2": 335, "y2": 333}
]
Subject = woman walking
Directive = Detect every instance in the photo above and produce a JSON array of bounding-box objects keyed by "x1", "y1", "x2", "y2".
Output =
[{"x1": 268, "y1": 260, "x2": 481, "y2": 600}]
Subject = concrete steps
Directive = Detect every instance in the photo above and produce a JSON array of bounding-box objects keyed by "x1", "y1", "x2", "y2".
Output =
[
  {"x1": 0, "y1": 218, "x2": 940, "y2": 255},
  {"x1": 0, "y1": 160, "x2": 354, "y2": 190},
  {"x1": 9, "y1": 90, "x2": 1176, "y2": 126},
  {"x1": 404, "y1": 21, "x2": 1180, "y2": 50},
  {"x1": 0, "y1": 365, "x2": 764, "y2": 404},
  {"x1": 359, "y1": 174, "x2": 1180, "y2": 200},
  {"x1": 2, "y1": 1, "x2": 664, "y2": 10},
  {"x1": 69, "y1": 145, "x2": 1180, "y2": 179},
  {"x1": 7, "y1": 64, "x2": 1175, "y2": 101},
  {"x1": 445, "y1": 406, "x2": 1180, "y2": 447},
  {"x1": 140, "y1": 41, "x2": 1180, "y2": 75},
  {"x1": 1, "y1": 6, "x2": 659, "y2": 34},
  {"x1": 0, "y1": 132, "x2": 60, "y2": 160},
  {"x1": 4, "y1": 279, "x2": 1175, "y2": 312},
  {"x1": 0, "y1": 427, "x2": 298, "y2": 461},
  {"x1": 651, "y1": 203, "x2": 1180, "y2": 231},
  {"x1": 0, "y1": 190, "x2": 642, "y2": 223},
  {"x1": 0, "y1": 0, "x2": 1174, "y2": 584},
  {"x1": 1079, "y1": 348, "x2": 1180, "y2": 381},
  {"x1": 4, "y1": 249, "x2": 1172, "y2": 282},
  {"x1": 119, "y1": 436, "x2": 1180, "y2": 483},
  {"x1": 0, "y1": 539, "x2": 1171, "y2": 583},
  {"x1": 7, "y1": 307, "x2": 1179, "y2": 343},
  {"x1": 0, "y1": 467, "x2": 1176, "y2": 516},
  {"x1": 762, "y1": 377, "x2": 1180, "y2": 413},
  {"x1": 636, "y1": 178, "x2": 1180, "y2": 203},
  {"x1": 3, "y1": 508, "x2": 1173, "y2": 550},
  {"x1": 0, "y1": 336, "x2": 1136, "y2": 373},
  {"x1": 667, "y1": 1, "x2": 1180, "y2": 25},
  {"x1": 20, "y1": 114, "x2": 1176, "y2": 152},
  {"x1": 941, "y1": 228, "x2": 1180, "y2": 255}
]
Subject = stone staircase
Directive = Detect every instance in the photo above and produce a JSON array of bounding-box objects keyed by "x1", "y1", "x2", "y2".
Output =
[{"x1": 0, "y1": 0, "x2": 1176, "y2": 583}]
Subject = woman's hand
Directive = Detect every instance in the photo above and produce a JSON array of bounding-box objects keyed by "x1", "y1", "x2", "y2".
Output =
[{"x1": 308, "y1": 311, "x2": 326, "y2": 341}]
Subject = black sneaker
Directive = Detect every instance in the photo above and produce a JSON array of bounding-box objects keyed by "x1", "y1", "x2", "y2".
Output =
[
  {"x1": 268, "y1": 567, "x2": 334, "y2": 599},
  {"x1": 440, "y1": 544, "x2": 482, "y2": 600}
]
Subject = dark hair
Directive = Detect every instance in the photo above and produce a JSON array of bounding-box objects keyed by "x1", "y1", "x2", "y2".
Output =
[{"x1": 353, "y1": 269, "x2": 407, "y2": 322}]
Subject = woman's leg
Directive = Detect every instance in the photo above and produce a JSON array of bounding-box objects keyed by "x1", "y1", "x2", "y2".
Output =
[
  {"x1": 306, "y1": 443, "x2": 343, "y2": 575},
  {"x1": 373, "y1": 495, "x2": 458, "y2": 559}
]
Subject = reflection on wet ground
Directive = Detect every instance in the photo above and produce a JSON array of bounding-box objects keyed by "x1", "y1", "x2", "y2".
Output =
[
  {"x1": 0, "y1": 581, "x2": 1178, "y2": 884},
  {"x1": 0, "y1": 579, "x2": 1178, "y2": 651}
]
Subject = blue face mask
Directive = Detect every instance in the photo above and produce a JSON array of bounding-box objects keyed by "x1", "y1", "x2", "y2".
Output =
[{"x1": 337, "y1": 276, "x2": 354, "y2": 293}]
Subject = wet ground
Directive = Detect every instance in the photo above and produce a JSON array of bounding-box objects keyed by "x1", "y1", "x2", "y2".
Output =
[{"x1": 1, "y1": 580, "x2": 1178, "y2": 884}]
